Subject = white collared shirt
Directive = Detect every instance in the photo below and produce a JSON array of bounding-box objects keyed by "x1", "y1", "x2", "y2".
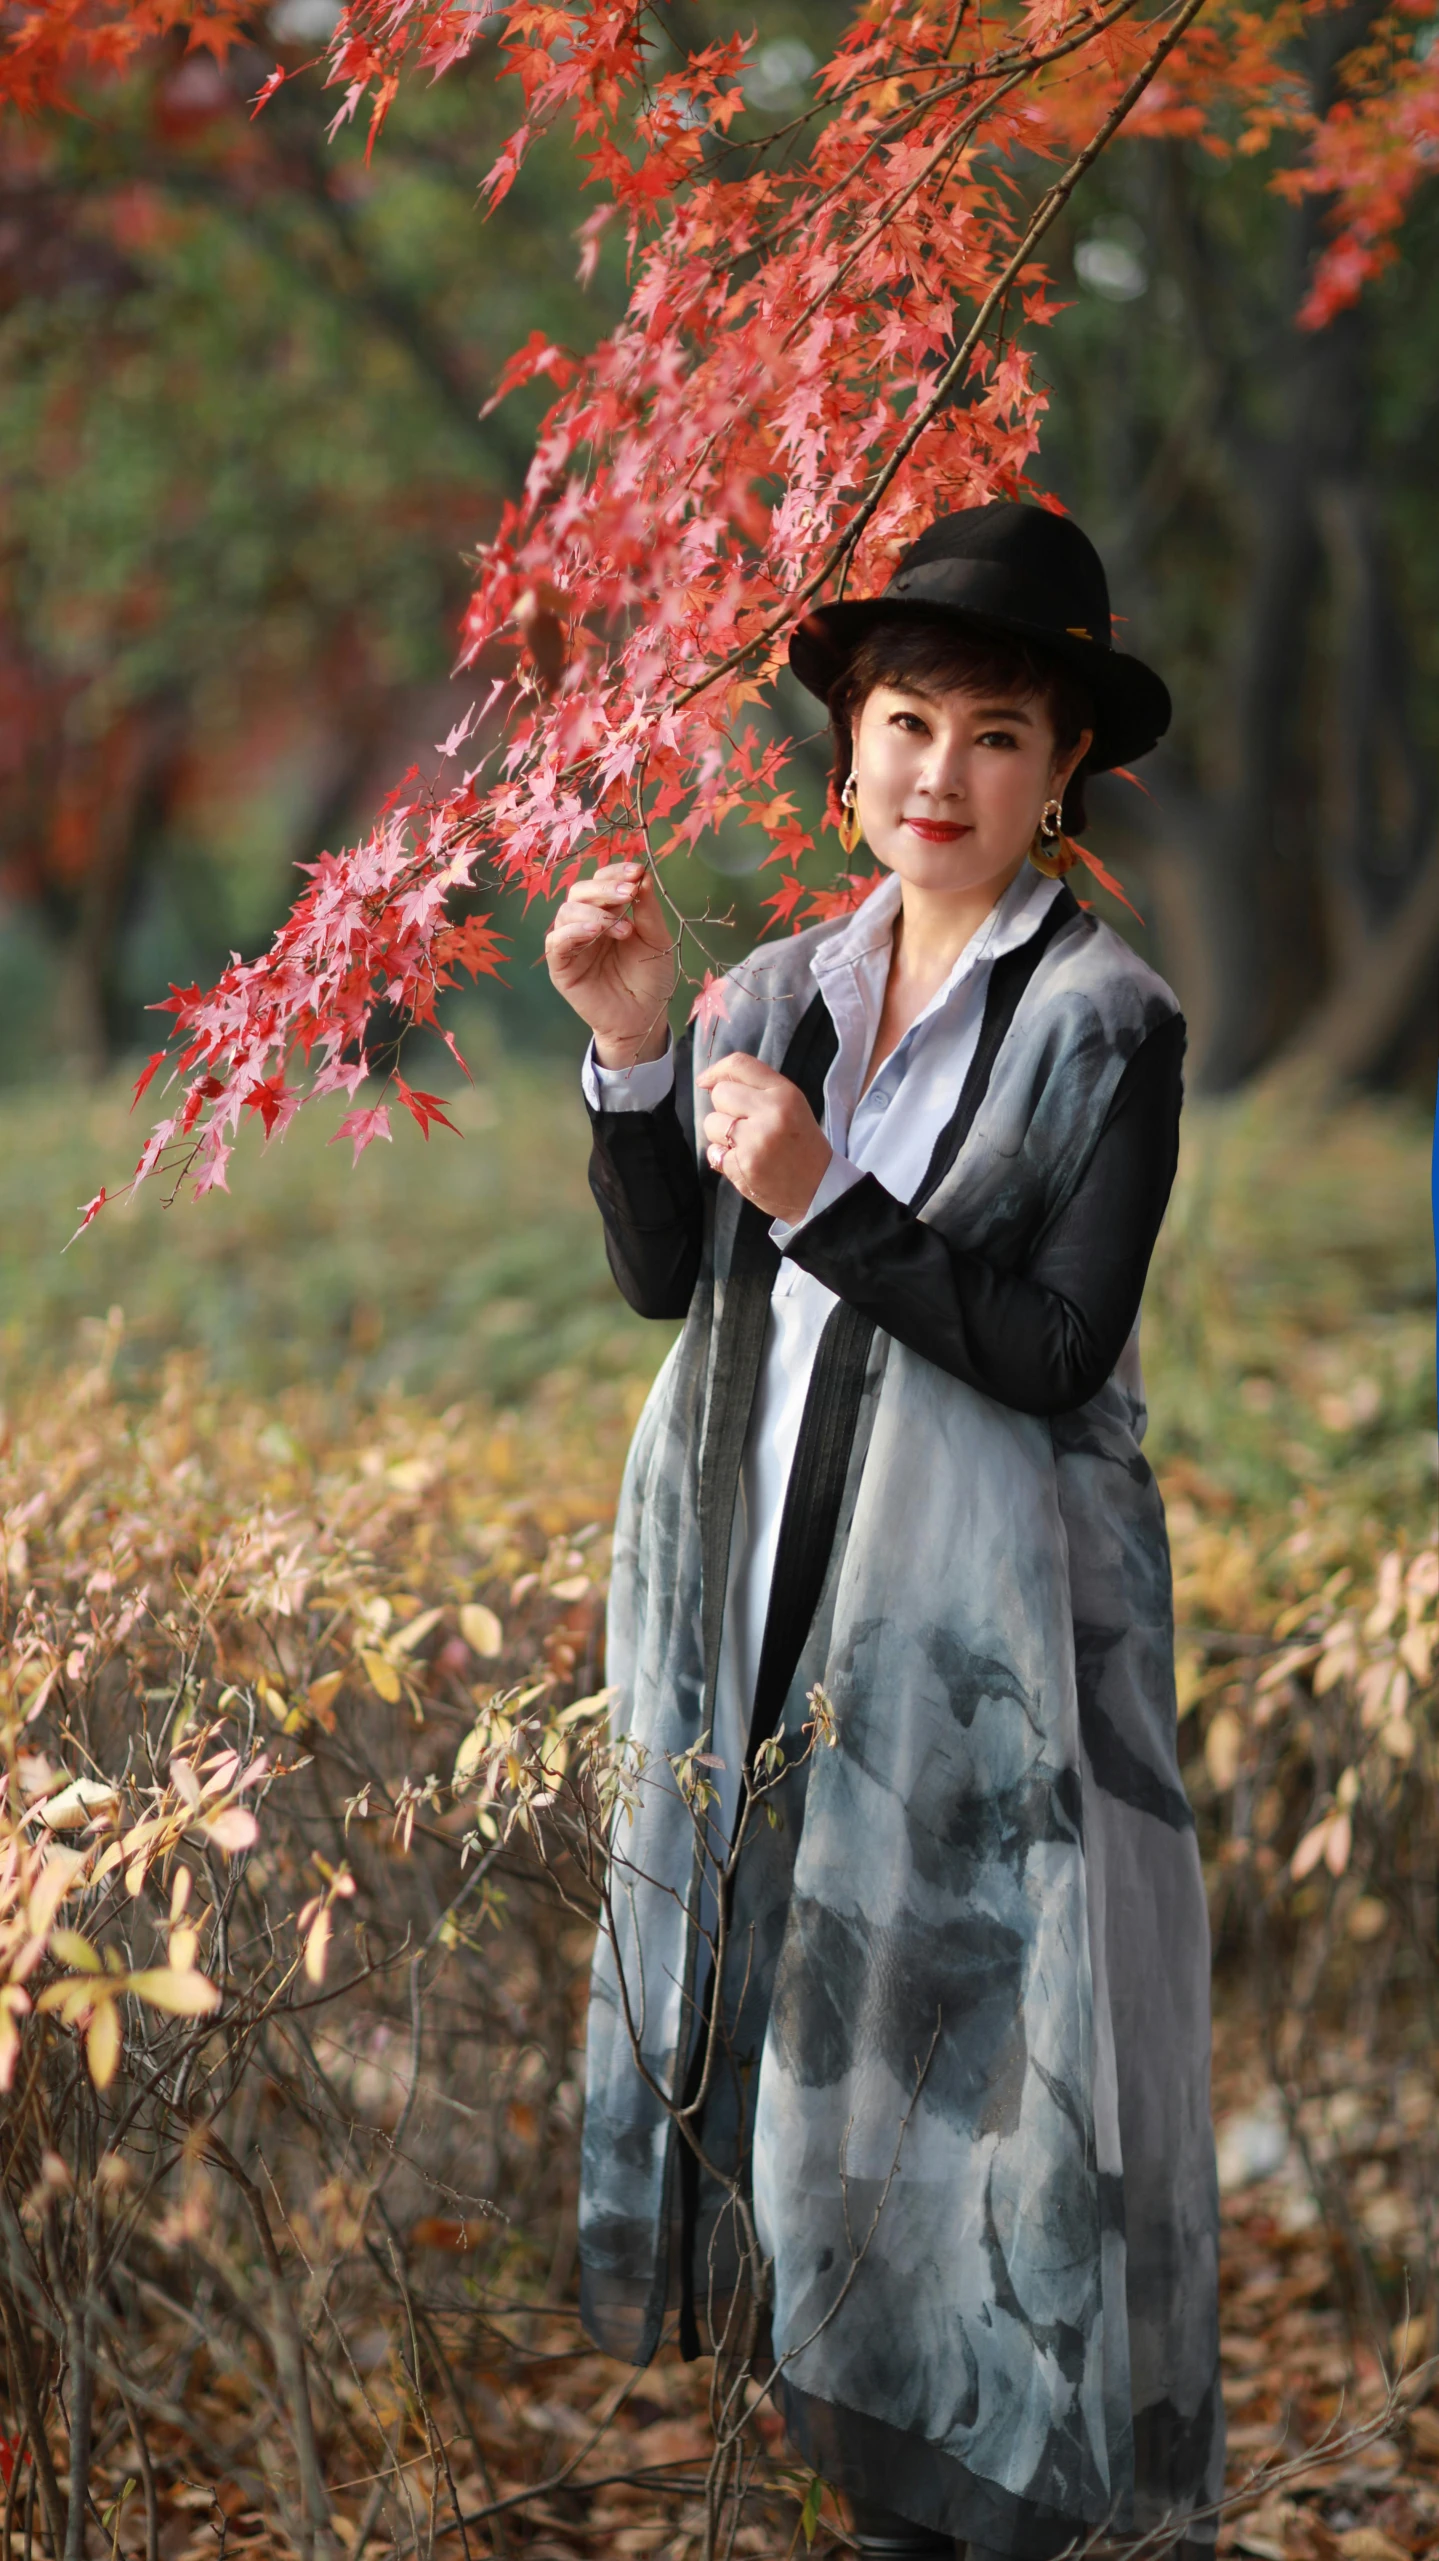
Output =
[{"x1": 583, "y1": 864, "x2": 1060, "y2": 1846}]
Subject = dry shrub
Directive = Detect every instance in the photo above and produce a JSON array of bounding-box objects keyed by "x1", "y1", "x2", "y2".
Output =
[
  {"x1": 0, "y1": 1326, "x2": 644, "y2": 2561},
  {"x1": 0, "y1": 1285, "x2": 1433, "y2": 2557},
  {"x1": 1174, "y1": 1486, "x2": 1437, "y2": 2362}
]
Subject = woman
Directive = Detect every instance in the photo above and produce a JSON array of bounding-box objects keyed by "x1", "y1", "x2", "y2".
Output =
[{"x1": 545, "y1": 504, "x2": 1223, "y2": 2561}]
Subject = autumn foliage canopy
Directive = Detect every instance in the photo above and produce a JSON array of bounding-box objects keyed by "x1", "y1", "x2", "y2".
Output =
[{"x1": 5, "y1": 0, "x2": 1433, "y2": 1216}]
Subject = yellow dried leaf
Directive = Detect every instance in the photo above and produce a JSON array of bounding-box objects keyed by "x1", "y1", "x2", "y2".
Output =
[
  {"x1": 360, "y1": 1649, "x2": 403, "y2": 1704},
  {"x1": 1324, "y1": 1810, "x2": 1352, "y2": 1876},
  {"x1": 459, "y1": 1604, "x2": 503, "y2": 1659},
  {"x1": 453, "y1": 1727, "x2": 485, "y2": 1789},
  {"x1": 126, "y1": 1968, "x2": 222, "y2": 2017},
  {"x1": 308, "y1": 1670, "x2": 345, "y2": 1719},
  {"x1": 48, "y1": 1929, "x2": 101, "y2": 1973},
  {"x1": 393, "y1": 1606, "x2": 443, "y2": 1655},
  {"x1": 1378, "y1": 1716, "x2": 1415, "y2": 1761},
  {"x1": 35, "y1": 1980, "x2": 97, "y2": 2026},
  {"x1": 40, "y1": 1776, "x2": 119, "y2": 1830},
  {"x1": 304, "y1": 1907, "x2": 331, "y2": 1985},
  {"x1": 550, "y1": 1573, "x2": 589, "y2": 1603},
  {"x1": 1397, "y1": 1622, "x2": 1432, "y2": 1683},
  {"x1": 1173, "y1": 1649, "x2": 1204, "y2": 1719},
  {"x1": 87, "y1": 1998, "x2": 120, "y2": 2090},
  {"x1": 1335, "y1": 2530, "x2": 1409, "y2": 2561},
  {"x1": 1356, "y1": 1660, "x2": 1393, "y2": 1728},
  {"x1": 1313, "y1": 1623, "x2": 1358, "y2": 1694},
  {"x1": 1291, "y1": 1819, "x2": 1332, "y2": 1882},
  {"x1": 1255, "y1": 1643, "x2": 1320, "y2": 1695},
  {"x1": 26, "y1": 1850, "x2": 85, "y2": 1938},
  {"x1": 168, "y1": 1926, "x2": 198, "y2": 1974},
  {"x1": 1203, "y1": 1708, "x2": 1243, "y2": 1794},
  {"x1": 259, "y1": 1685, "x2": 288, "y2": 1725},
  {"x1": 200, "y1": 1808, "x2": 259, "y2": 1855},
  {"x1": 1347, "y1": 1897, "x2": 1388, "y2": 1942},
  {"x1": 557, "y1": 1686, "x2": 616, "y2": 1728},
  {"x1": 1403, "y1": 1548, "x2": 1438, "y2": 1607}
]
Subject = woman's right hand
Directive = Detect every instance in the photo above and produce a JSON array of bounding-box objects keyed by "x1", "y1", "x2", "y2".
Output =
[{"x1": 545, "y1": 860, "x2": 678, "y2": 1068}]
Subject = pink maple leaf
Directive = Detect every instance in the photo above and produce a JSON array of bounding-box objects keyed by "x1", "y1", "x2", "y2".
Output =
[
  {"x1": 333, "y1": 1105, "x2": 393, "y2": 1166},
  {"x1": 688, "y1": 971, "x2": 730, "y2": 1034},
  {"x1": 191, "y1": 1138, "x2": 233, "y2": 1201}
]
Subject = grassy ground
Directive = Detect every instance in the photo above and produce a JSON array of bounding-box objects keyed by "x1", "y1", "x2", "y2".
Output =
[
  {"x1": 0, "y1": 1029, "x2": 648, "y2": 1405},
  {"x1": 4, "y1": 1048, "x2": 1432, "y2": 1532}
]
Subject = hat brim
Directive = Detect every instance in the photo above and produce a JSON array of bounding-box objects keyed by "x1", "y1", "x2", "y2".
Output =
[{"x1": 787, "y1": 599, "x2": 1170, "y2": 775}]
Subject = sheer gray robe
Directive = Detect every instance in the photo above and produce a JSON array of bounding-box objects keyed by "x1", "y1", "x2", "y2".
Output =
[{"x1": 578, "y1": 896, "x2": 1223, "y2": 2558}]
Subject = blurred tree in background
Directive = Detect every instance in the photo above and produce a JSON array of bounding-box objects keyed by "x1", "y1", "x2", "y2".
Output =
[
  {"x1": 0, "y1": 1, "x2": 1435, "y2": 1092},
  {"x1": 1036, "y1": 0, "x2": 1439, "y2": 1092},
  {"x1": 0, "y1": 0, "x2": 614, "y2": 1076}
]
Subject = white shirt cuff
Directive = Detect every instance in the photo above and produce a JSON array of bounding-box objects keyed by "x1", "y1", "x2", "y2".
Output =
[
  {"x1": 581, "y1": 1033, "x2": 675, "y2": 1113},
  {"x1": 770, "y1": 1152, "x2": 864, "y2": 1249}
]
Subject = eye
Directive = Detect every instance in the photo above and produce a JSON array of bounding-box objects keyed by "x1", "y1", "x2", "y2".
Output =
[
  {"x1": 888, "y1": 709, "x2": 931, "y2": 735},
  {"x1": 976, "y1": 727, "x2": 1021, "y2": 750}
]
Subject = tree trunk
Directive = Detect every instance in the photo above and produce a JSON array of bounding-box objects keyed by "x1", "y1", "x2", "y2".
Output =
[{"x1": 50, "y1": 693, "x2": 187, "y2": 1081}]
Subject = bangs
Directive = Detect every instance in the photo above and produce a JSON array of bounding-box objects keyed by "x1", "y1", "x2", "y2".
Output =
[
  {"x1": 832, "y1": 618, "x2": 1093, "y2": 747},
  {"x1": 825, "y1": 614, "x2": 1096, "y2": 834}
]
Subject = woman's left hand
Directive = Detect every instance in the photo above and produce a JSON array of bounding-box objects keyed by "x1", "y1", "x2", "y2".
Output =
[{"x1": 698, "y1": 1052, "x2": 833, "y2": 1225}]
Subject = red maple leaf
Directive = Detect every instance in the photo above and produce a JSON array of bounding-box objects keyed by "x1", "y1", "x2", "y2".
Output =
[
  {"x1": 241, "y1": 1071, "x2": 297, "y2": 1139},
  {"x1": 394, "y1": 1078, "x2": 460, "y2": 1140},
  {"x1": 131, "y1": 1050, "x2": 169, "y2": 1107},
  {"x1": 432, "y1": 914, "x2": 505, "y2": 982},
  {"x1": 1069, "y1": 841, "x2": 1145, "y2": 926},
  {"x1": 65, "y1": 1189, "x2": 108, "y2": 1248}
]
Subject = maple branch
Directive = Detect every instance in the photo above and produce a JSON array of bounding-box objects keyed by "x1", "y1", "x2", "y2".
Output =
[
  {"x1": 715, "y1": 0, "x2": 1146, "y2": 269},
  {"x1": 672, "y1": 0, "x2": 1215, "y2": 713}
]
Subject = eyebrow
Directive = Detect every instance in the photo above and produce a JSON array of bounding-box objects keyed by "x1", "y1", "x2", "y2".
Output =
[{"x1": 883, "y1": 685, "x2": 1036, "y2": 722}]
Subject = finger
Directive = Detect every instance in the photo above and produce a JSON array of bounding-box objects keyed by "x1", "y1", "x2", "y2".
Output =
[
  {"x1": 702, "y1": 1110, "x2": 744, "y2": 1150},
  {"x1": 565, "y1": 871, "x2": 644, "y2": 912},
  {"x1": 545, "y1": 909, "x2": 616, "y2": 954},
  {"x1": 705, "y1": 1138, "x2": 748, "y2": 1186},
  {"x1": 704, "y1": 1068, "x2": 792, "y2": 1119},
  {"x1": 696, "y1": 1051, "x2": 779, "y2": 1094},
  {"x1": 624, "y1": 872, "x2": 671, "y2": 942},
  {"x1": 700, "y1": 1082, "x2": 760, "y2": 1126}
]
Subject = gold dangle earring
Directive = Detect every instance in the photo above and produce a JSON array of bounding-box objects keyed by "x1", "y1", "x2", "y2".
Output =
[
  {"x1": 838, "y1": 772, "x2": 863, "y2": 858},
  {"x1": 1027, "y1": 796, "x2": 1075, "y2": 877}
]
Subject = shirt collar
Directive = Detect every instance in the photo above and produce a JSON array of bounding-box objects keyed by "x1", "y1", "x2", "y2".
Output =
[{"x1": 810, "y1": 865, "x2": 1060, "y2": 1027}]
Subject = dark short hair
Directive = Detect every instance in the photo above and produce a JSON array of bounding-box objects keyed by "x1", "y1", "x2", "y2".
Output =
[{"x1": 827, "y1": 616, "x2": 1096, "y2": 836}]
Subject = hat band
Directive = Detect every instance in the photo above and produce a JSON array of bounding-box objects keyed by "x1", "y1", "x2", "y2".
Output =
[{"x1": 884, "y1": 556, "x2": 1111, "y2": 650}]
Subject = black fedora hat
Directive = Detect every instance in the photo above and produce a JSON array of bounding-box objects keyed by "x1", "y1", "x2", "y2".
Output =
[{"x1": 788, "y1": 502, "x2": 1171, "y2": 774}]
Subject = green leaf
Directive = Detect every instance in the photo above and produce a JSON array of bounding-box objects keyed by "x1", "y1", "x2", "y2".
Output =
[{"x1": 800, "y1": 2476, "x2": 824, "y2": 2549}]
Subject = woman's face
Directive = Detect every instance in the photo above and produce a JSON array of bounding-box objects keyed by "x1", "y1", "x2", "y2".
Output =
[{"x1": 850, "y1": 679, "x2": 1092, "y2": 896}]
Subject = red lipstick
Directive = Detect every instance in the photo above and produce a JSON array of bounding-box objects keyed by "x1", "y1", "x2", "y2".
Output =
[{"x1": 904, "y1": 818, "x2": 971, "y2": 842}]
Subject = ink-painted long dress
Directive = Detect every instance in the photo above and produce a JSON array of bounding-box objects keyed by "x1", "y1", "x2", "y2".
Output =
[{"x1": 576, "y1": 875, "x2": 1224, "y2": 2560}]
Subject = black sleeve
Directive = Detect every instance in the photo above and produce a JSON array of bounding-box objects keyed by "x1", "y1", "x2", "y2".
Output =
[
  {"x1": 784, "y1": 1013, "x2": 1186, "y2": 1416},
  {"x1": 585, "y1": 1026, "x2": 705, "y2": 1319}
]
